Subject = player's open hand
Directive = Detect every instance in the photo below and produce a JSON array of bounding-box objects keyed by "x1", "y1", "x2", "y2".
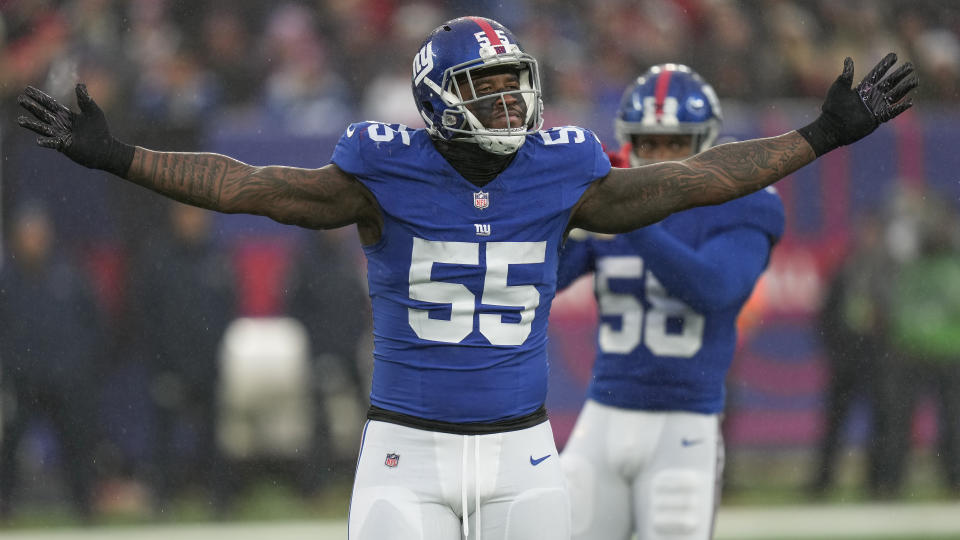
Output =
[
  {"x1": 800, "y1": 53, "x2": 918, "y2": 156},
  {"x1": 854, "y1": 53, "x2": 917, "y2": 123},
  {"x1": 17, "y1": 83, "x2": 133, "y2": 176}
]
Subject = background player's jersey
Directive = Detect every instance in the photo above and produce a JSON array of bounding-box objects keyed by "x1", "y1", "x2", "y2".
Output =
[
  {"x1": 558, "y1": 187, "x2": 784, "y2": 413},
  {"x1": 333, "y1": 122, "x2": 610, "y2": 423}
]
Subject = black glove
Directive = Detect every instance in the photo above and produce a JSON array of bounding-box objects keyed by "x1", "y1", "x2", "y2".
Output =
[
  {"x1": 799, "y1": 53, "x2": 918, "y2": 157},
  {"x1": 17, "y1": 83, "x2": 134, "y2": 177}
]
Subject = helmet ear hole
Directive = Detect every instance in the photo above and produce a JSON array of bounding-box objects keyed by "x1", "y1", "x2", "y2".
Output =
[{"x1": 421, "y1": 101, "x2": 434, "y2": 114}]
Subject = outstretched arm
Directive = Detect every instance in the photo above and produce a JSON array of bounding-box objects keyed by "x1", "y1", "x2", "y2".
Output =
[
  {"x1": 574, "y1": 132, "x2": 809, "y2": 232},
  {"x1": 125, "y1": 149, "x2": 378, "y2": 232},
  {"x1": 17, "y1": 84, "x2": 382, "y2": 240},
  {"x1": 571, "y1": 53, "x2": 917, "y2": 233}
]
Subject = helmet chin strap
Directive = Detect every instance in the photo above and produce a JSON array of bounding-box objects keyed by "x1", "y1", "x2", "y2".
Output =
[
  {"x1": 462, "y1": 108, "x2": 526, "y2": 155},
  {"x1": 475, "y1": 131, "x2": 526, "y2": 155}
]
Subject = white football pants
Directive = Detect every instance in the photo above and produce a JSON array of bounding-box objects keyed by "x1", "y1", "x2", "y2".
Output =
[
  {"x1": 349, "y1": 419, "x2": 570, "y2": 540},
  {"x1": 561, "y1": 400, "x2": 723, "y2": 540}
]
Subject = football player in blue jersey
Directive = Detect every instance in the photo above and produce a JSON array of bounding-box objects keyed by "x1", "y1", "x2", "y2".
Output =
[
  {"x1": 18, "y1": 15, "x2": 915, "y2": 540},
  {"x1": 557, "y1": 64, "x2": 784, "y2": 540}
]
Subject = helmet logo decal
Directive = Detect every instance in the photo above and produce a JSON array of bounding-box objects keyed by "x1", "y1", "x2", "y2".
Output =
[
  {"x1": 413, "y1": 42, "x2": 434, "y2": 86},
  {"x1": 474, "y1": 30, "x2": 510, "y2": 54},
  {"x1": 653, "y1": 70, "x2": 674, "y2": 121},
  {"x1": 470, "y1": 17, "x2": 511, "y2": 54},
  {"x1": 642, "y1": 96, "x2": 679, "y2": 126}
]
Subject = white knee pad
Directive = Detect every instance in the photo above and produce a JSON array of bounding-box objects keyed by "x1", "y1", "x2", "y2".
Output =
[{"x1": 650, "y1": 469, "x2": 707, "y2": 535}]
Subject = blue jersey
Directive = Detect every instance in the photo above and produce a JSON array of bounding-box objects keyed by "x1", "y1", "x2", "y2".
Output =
[
  {"x1": 557, "y1": 187, "x2": 784, "y2": 413},
  {"x1": 332, "y1": 123, "x2": 610, "y2": 423}
]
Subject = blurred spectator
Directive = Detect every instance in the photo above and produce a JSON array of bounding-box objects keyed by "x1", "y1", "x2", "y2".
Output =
[
  {"x1": 123, "y1": 0, "x2": 182, "y2": 76},
  {"x1": 63, "y1": 0, "x2": 125, "y2": 62},
  {"x1": 129, "y1": 43, "x2": 218, "y2": 150},
  {"x1": 761, "y1": 0, "x2": 830, "y2": 98},
  {"x1": 199, "y1": 6, "x2": 262, "y2": 116},
  {"x1": 259, "y1": 3, "x2": 353, "y2": 136},
  {"x1": 319, "y1": 0, "x2": 400, "y2": 99},
  {"x1": 887, "y1": 195, "x2": 960, "y2": 497},
  {"x1": 0, "y1": 201, "x2": 107, "y2": 522},
  {"x1": 912, "y1": 28, "x2": 960, "y2": 102},
  {"x1": 358, "y1": 3, "x2": 440, "y2": 125},
  {"x1": 283, "y1": 229, "x2": 371, "y2": 485},
  {"x1": 0, "y1": 3, "x2": 70, "y2": 102},
  {"x1": 0, "y1": 0, "x2": 955, "y2": 112},
  {"x1": 694, "y1": 1, "x2": 762, "y2": 100},
  {"x1": 127, "y1": 202, "x2": 236, "y2": 515},
  {"x1": 809, "y1": 210, "x2": 899, "y2": 498},
  {"x1": 359, "y1": 58, "x2": 422, "y2": 126}
]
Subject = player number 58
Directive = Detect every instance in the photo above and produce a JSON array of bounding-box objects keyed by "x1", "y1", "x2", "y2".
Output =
[{"x1": 596, "y1": 256, "x2": 705, "y2": 357}]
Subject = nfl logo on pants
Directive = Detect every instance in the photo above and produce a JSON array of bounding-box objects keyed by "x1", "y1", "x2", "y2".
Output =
[{"x1": 385, "y1": 453, "x2": 400, "y2": 468}]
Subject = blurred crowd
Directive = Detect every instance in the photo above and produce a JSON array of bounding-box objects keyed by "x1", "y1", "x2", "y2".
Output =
[
  {"x1": 811, "y1": 185, "x2": 960, "y2": 500},
  {"x1": 2, "y1": 0, "x2": 960, "y2": 525},
  {"x1": 0, "y1": 197, "x2": 372, "y2": 522},
  {"x1": 0, "y1": 0, "x2": 958, "y2": 141}
]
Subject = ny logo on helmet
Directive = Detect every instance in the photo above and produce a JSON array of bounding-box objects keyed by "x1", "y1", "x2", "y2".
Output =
[
  {"x1": 642, "y1": 96, "x2": 680, "y2": 126},
  {"x1": 413, "y1": 42, "x2": 434, "y2": 86}
]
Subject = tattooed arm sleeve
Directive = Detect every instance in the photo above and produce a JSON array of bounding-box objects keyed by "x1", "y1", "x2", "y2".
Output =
[
  {"x1": 126, "y1": 148, "x2": 379, "y2": 231},
  {"x1": 570, "y1": 131, "x2": 813, "y2": 233}
]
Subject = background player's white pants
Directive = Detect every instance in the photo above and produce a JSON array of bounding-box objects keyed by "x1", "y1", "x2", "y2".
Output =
[
  {"x1": 349, "y1": 419, "x2": 570, "y2": 540},
  {"x1": 561, "y1": 400, "x2": 722, "y2": 540}
]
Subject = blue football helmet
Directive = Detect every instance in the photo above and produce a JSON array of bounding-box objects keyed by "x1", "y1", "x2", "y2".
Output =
[
  {"x1": 615, "y1": 64, "x2": 722, "y2": 166},
  {"x1": 411, "y1": 16, "x2": 544, "y2": 155}
]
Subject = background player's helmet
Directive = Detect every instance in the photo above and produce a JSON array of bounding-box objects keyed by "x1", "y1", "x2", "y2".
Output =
[
  {"x1": 615, "y1": 64, "x2": 722, "y2": 166},
  {"x1": 411, "y1": 16, "x2": 544, "y2": 155}
]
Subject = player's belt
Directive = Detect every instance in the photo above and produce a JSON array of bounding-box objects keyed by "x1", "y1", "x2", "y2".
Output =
[{"x1": 367, "y1": 404, "x2": 548, "y2": 435}]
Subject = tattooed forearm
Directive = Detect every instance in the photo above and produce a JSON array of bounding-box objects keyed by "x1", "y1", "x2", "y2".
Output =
[
  {"x1": 684, "y1": 131, "x2": 814, "y2": 203},
  {"x1": 637, "y1": 133, "x2": 813, "y2": 211},
  {"x1": 124, "y1": 148, "x2": 371, "y2": 230},
  {"x1": 129, "y1": 149, "x2": 232, "y2": 208},
  {"x1": 219, "y1": 166, "x2": 345, "y2": 223},
  {"x1": 575, "y1": 132, "x2": 816, "y2": 233}
]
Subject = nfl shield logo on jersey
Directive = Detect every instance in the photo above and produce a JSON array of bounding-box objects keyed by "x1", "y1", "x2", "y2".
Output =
[
  {"x1": 384, "y1": 453, "x2": 400, "y2": 468},
  {"x1": 474, "y1": 191, "x2": 489, "y2": 209}
]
